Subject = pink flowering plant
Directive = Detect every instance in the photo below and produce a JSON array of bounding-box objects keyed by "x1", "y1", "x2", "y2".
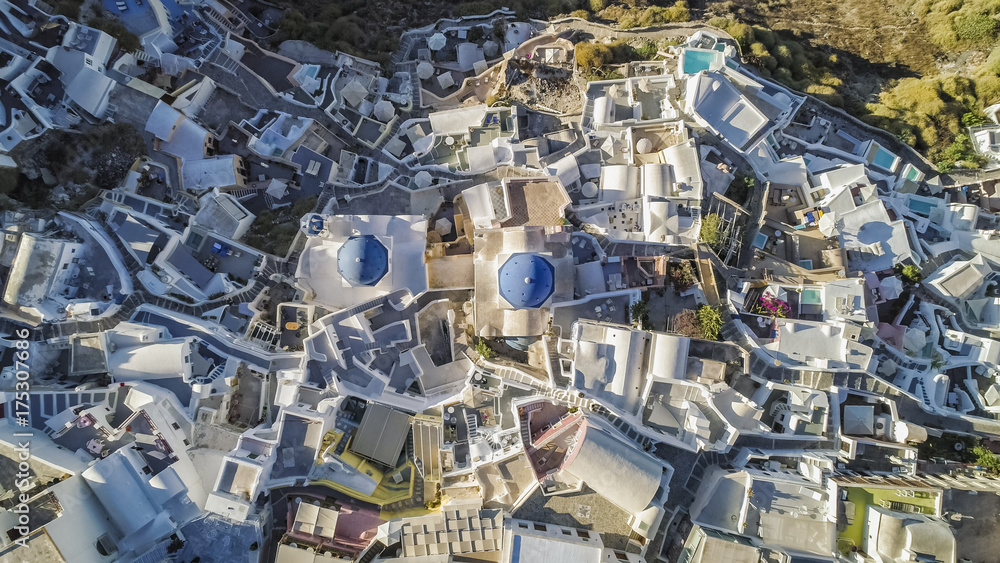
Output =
[{"x1": 757, "y1": 293, "x2": 790, "y2": 318}]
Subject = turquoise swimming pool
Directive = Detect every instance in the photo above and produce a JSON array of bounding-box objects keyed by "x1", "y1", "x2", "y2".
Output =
[
  {"x1": 752, "y1": 232, "x2": 768, "y2": 249},
  {"x1": 801, "y1": 288, "x2": 822, "y2": 305},
  {"x1": 871, "y1": 146, "x2": 897, "y2": 171},
  {"x1": 908, "y1": 198, "x2": 934, "y2": 215},
  {"x1": 683, "y1": 49, "x2": 718, "y2": 74}
]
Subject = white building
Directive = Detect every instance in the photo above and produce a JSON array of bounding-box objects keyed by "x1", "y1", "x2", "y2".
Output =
[{"x1": 296, "y1": 214, "x2": 428, "y2": 309}]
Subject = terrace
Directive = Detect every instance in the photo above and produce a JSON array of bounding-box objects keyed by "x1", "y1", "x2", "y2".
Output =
[{"x1": 837, "y1": 486, "x2": 939, "y2": 556}]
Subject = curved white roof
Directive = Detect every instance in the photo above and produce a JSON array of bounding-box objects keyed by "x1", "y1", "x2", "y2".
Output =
[{"x1": 564, "y1": 426, "x2": 660, "y2": 514}]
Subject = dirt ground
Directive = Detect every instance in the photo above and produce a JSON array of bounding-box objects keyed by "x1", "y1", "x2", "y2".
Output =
[{"x1": 503, "y1": 62, "x2": 585, "y2": 115}]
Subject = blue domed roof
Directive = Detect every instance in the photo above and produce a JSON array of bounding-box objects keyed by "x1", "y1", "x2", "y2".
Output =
[
  {"x1": 498, "y1": 253, "x2": 555, "y2": 309},
  {"x1": 337, "y1": 235, "x2": 389, "y2": 286}
]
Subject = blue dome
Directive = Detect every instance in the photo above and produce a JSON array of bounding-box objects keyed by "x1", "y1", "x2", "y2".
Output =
[
  {"x1": 337, "y1": 235, "x2": 389, "y2": 286},
  {"x1": 498, "y1": 253, "x2": 555, "y2": 309}
]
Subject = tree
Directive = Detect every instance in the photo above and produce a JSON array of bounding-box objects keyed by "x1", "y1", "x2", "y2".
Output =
[
  {"x1": 899, "y1": 264, "x2": 923, "y2": 284},
  {"x1": 699, "y1": 213, "x2": 724, "y2": 250},
  {"x1": 696, "y1": 305, "x2": 723, "y2": 341},
  {"x1": 575, "y1": 42, "x2": 612, "y2": 70},
  {"x1": 670, "y1": 261, "x2": 697, "y2": 291},
  {"x1": 630, "y1": 299, "x2": 650, "y2": 330},
  {"x1": 0, "y1": 167, "x2": 17, "y2": 195},
  {"x1": 166, "y1": 538, "x2": 185, "y2": 554}
]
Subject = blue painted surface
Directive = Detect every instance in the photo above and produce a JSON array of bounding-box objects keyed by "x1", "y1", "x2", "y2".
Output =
[
  {"x1": 498, "y1": 253, "x2": 555, "y2": 309},
  {"x1": 510, "y1": 535, "x2": 522, "y2": 563},
  {"x1": 337, "y1": 235, "x2": 389, "y2": 286},
  {"x1": 306, "y1": 214, "x2": 325, "y2": 235}
]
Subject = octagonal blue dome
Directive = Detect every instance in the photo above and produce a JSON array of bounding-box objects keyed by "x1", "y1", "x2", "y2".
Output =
[
  {"x1": 337, "y1": 235, "x2": 389, "y2": 286},
  {"x1": 498, "y1": 253, "x2": 555, "y2": 309}
]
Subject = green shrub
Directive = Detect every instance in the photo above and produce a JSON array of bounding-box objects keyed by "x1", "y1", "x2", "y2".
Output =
[
  {"x1": 635, "y1": 40, "x2": 658, "y2": 60},
  {"x1": 899, "y1": 264, "x2": 923, "y2": 284},
  {"x1": 954, "y1": 13, "x2": 998, "y2": 42},
  {"x1": 753, "y1": 27, "x2": 776, "y2": 49},
  {"x1": 575, "y1": 41, "x2": 612, "y2": 69},
  {"x1": 973, "y1": 446, "x2": 1000, "y2": 474},
  {"x1": 696, "y1": 305, "x2": 723, "y2": 341},
  {"x1": 475, "y1": 339, "x2": 495, "y2": 360},
  {"x1": 631, "y1": 299, "x2": 651, "y2": 330},
  {"x1": 699, "y1": 213, "x2": 724, "y2": 249}
]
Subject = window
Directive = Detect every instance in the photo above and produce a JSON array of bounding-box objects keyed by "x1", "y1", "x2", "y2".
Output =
[
  {"x1": 518, "y1": 523, "x2": 529, "y2": 529},
  {"x1": 577, "y1": 530, "x2": 589, "y2": 539},
  {"x1": 561, "y1": 530, "x2": 571, "y2": 536},
  {"x1": 171, "y1": 422, "x2": 180, "y2": 430},
  {"x1": 61, "y1": 264, "x2": 68, "y2": 270},
  {"x1": 533, "y1": 524, "x2": 546, "y2": 532}
]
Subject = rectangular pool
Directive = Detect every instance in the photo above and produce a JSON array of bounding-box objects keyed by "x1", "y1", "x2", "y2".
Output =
[
  {"x1": 752, "y1": 232, "x2": 768, "y2": 249},
  {"x1": 908, "y1": 198, "x2": 934, "y2": 216},
  {"x1": 801, "y1": 288, "x2": 822, "y2": 305},
  {"x1": 683, "y1": 49, "x2": 718, "y2": 74},
  {"x1": 871, "y1": 146, "x2": 897, "y2": 171}
]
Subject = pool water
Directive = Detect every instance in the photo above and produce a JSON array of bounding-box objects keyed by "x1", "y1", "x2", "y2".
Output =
[
  {"x1": 801, "y1": 288, "x2": 822, "y2": 305},
  {"x1": 871, "y1": 146, "x2": 897, "y2": 171},
  {"x1": 752, "y1": 232, "x2": 768, "y2": 249},
  {"x1": 908, "y1": 198, "x2": 934, "y2": 215},
  {"x1": 683, "y1": 49, "x2": 719, "y2": 74}
]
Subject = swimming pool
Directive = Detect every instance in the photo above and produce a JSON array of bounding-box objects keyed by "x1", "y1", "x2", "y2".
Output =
[
  {"x1": 908, "y1": 198, "x2": 934, "y2": 216},
  {"x1": 752, "y1": 232, "x2": 768, "y2": 249},
  {"x1": 801, "y1": 288, "x2": 822, "y2": 305},
  {"x1": 683, "y1": 49, "x2": 719, "y2": 74},
  {"x1": 871, "y1": 146, "x2": 897, "y2": 171}
]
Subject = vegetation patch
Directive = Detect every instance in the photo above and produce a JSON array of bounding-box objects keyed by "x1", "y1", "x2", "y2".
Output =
[{"x1": 708, "y1": 0, "x2": 1000, "y2": 171}]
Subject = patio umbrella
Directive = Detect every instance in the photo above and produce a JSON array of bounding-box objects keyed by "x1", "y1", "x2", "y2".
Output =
[
  {"x1": 416, "y1": 61, "x2": 434, "y2": 80},
  {"x1": 414, "y1": 170, "x2": 433, "y2": 188},
  {"x1": 635, "y1": 137, "x2": 653, "y2": 154},
  {"x1": 903, "y1": 327, "x2": 927, "y2": 354},
  {"x1": 434, "y1": 218, "x2": 452, "y2": 236},
  {"x1": 817, "y1": 212, "x2": 837, "y2": 237},
  {"x1": 436, "y1": 71, "x2": 455, "y2": 89},
  {"x1": 428, "y1": 33, "x2": 447, "y2": 51},
  {"x1": 483, "y1": 40, "x2": 499, "y2": 58},
  {"x1": 878, "y1": 358, "x2": 898, "y2": 377},
  {"x1": 880, "y1": 276, "x2": 903, "y2": 300},
  {"x1": 373, "y1": 100, "x2": 394, "y2": 122}
]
